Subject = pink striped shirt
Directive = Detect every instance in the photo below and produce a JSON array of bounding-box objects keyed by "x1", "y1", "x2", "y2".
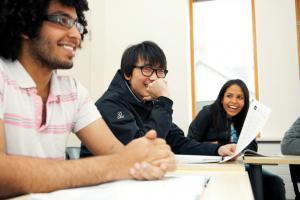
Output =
[{"x1": 0, "y1": 58, "x2": 100, "y2": 159}]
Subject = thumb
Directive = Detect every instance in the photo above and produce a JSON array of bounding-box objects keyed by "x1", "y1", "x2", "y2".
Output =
[
  {"x1": 231, "y1": 144, "x2": 237, "y2": 152},
  {"x1": 145, "y1": 130, "x2": 157, "y2": 140},
  {"x1": 218, "y1": 145, "x2": 234, "y2": 156},
  {"x1": 224, "y1": 148, "x2": 234, "y2": 156}
]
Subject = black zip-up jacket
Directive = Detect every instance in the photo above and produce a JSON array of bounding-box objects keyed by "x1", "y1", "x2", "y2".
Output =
[
  {"x1": 187, "y1": 105, "x2": 257, "y2": 151},
  {"x1": 80, "y1": 70, "x2": 221, "y2": 157}
]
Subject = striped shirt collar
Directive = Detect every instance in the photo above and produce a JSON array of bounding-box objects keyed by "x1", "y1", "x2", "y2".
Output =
[{"x1": 6, "y1": 59, "x2": 62, "y2": 97}]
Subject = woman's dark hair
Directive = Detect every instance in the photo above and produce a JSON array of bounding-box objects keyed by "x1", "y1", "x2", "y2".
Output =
[
  {"x1": 120, "y1": 41, "x2": 167, "y2": 77},
  {"x1": 210, "y1": 79, "x2": 250, "y2": 133},
  {"x1": 0, "y1": 0, "x2": 89, "y2": 61}
]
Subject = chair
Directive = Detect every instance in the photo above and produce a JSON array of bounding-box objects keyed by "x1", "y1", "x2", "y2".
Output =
[
  {"x1": 66, "y1": 147, "x2": 81, "y2": 160},
  {"x1": 289, "y1": 164, "x2": 300, "y2": 200}
]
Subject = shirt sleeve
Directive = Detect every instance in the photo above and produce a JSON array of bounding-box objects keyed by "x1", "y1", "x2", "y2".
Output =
[{"x1": 72, "y1": 80, "x2": 101, "y2": 133}]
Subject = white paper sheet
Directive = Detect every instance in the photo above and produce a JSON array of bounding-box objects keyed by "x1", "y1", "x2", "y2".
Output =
[
  {"x1": 30, "y1": 174, "x2": 207, "y2": 200},
  {"x1": 175, "y1": 154, "x2": 222, "y2": 164},
  {"x1": 221, "y1": 99, "x2": 271, "y2": 162}
]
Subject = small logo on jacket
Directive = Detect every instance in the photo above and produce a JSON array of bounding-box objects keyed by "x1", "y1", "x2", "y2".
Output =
[{"x1": 117, "y1": 112, "x2": 125, "y2": 119}]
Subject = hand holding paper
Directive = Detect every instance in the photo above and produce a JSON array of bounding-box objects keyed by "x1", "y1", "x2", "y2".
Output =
[{"x1": 222, "y1": 99, "x2": 271, "y2": 162}]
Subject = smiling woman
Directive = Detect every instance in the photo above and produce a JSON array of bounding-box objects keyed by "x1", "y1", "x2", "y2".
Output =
[
  {"x1": 187, "y1": 78, "x2": 286, "y2": 200},
  {"x1": 187, "y1": 79, "x2": 250, "y2": 145}
]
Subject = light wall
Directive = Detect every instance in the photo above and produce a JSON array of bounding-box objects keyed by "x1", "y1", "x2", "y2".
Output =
[
  {"x1": 70, "y1": 0, "x2": 300, "y2": 144},
  {"x1": 254, "y1": 0, "x2": 300, "y2": 140}
]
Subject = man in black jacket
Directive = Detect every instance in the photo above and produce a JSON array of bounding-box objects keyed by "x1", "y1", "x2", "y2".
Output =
[{"x1": 81, "y1": 41, "x2": 236, "y2": 157}]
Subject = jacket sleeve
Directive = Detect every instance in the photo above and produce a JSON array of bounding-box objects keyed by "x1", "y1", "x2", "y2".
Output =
[
  {"x1": 96, "y1": 96, "x2": 142, "y2": 145},
  {"x1": 167, "y1": 124, "x2": 220, "y2": 155},
  {"x1": 143, "y1": 96, "x2": 174, "y2": 139},
  {"x1": 187, "y1": 107, "x2": 212, "y2": 141},
  {"x1": 281, "y1": 116, "x2": 300, "y2": 155}
]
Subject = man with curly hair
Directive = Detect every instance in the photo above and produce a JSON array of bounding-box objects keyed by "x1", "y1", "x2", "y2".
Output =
[{"x1": 0, "y1": 0, "x2": 176, "y2": 198}]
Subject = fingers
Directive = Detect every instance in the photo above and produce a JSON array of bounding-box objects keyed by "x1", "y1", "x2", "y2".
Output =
[
  {"x1": 226, "y1": 144, "x2": 237, "y2": 154},
  {"x1": 147, "y1": 146, "x2": 172, "y2": 164},
  {"x1": 141, "y1": 135, "x2": 174, "y2": 166},
  {"x1": 218, "y1": 145, "x2": 235, "y2": 156},
  {"x1": 144, "y1": 130, "x2": 157, "y2": 140},
  {"x1": 128, "y1": 131, "x2": 174, "y2": 177},
  {"x1": 144, "y1": 130, "x2": 166, "y2": 145},
  {"x1": 148, "y1": 148, "x2": 176, "y2": 171},
  {"x1": 230, "y1": 153, "x2": 240, "y2": 161},
  {"x1": 230, "y1": 144, "x2": 237, "y2": 152},
  {"x1": 151, "y1": 156, "x2": 177, "y2": 172},
  {"x1": 142, "y1": 95, "x2": 154, "y2": 101},
  {"x1": 129, "y1": 162, "x2": 166, "y2": 180},
  {"x1": 146, "y1": 79, "x2": 170, "y2": 99}
]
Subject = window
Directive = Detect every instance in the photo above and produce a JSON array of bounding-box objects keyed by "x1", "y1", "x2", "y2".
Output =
[{"x1": 190, "y1": 0, "x2": 259, "y2": 115}]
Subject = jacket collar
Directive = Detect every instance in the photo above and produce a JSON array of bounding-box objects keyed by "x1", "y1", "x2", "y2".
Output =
[{"x1": 108, "y1": 70, "x2": 152, "y2": 108}]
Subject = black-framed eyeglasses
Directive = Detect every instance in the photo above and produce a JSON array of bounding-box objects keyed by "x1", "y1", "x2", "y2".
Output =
[
  {"x1": 44, "y1": 14, "x2": 84, "y2": 34},
  {"x1": 134, "y1": 65, "x2": 168, "y2": 78}
]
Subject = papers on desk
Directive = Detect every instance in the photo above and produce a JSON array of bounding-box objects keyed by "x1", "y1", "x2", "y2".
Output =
[
  {"x1": 242, "y1": 149, "x2": 281, "y2": 158},
  {"x1": 175, "y1": 154, "x2": 222, "y2": 164},
  {"x1": 30, "y1": 174, "x2": 208, "y2": 200},
  {"x1": 222, "y1": 99, "x2": 271, "y2": 162},
  {"x1": 242, "y1": 149, "x2": 268, "y2": 157}
]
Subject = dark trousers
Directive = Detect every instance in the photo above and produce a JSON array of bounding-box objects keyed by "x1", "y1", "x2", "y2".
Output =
[
  {"x1": 262, "y1": 168, "x2": 286, "y2": 200},
  {"x1": 246, "y1": 165, "x2": 286, "y2": 200}
]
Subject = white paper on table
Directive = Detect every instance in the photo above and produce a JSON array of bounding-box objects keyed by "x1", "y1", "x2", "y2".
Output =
[
  {"x1": 30, "y1": 174, "x2": 208, "y2": 200},
  {"x1": 221, "y1": 99, "x2": 271, "y2": 162},
  {"x1": 175, "y1": 154, "x2": 222, "y2": 164}
]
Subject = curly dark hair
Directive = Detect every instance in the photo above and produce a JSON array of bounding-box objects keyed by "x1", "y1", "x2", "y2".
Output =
[{"x1": 0, "y1": 0, "x2": 89, "y2": 61}]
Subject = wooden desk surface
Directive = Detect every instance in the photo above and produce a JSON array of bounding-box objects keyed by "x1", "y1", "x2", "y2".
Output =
[
  {"x1": 177, "y1": 160, "x2": 245, "y2": 172},
  {"x1": 199, "y1": 172, "x2": 252, "y2": 200},
  {"x1": 243, "y1": 155, "x2": 300, "y2": 165},
  {"x1": 174, "y1": 161, "x2": 253, "y2": 200},
  {"x1": 9, "y1": 162, "x2": 253, "y2": 200}
]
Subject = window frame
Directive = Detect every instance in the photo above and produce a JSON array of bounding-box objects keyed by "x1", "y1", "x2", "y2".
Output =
[{"x1": 189, "y1": 0, "x2": 260, "y2": 118}]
